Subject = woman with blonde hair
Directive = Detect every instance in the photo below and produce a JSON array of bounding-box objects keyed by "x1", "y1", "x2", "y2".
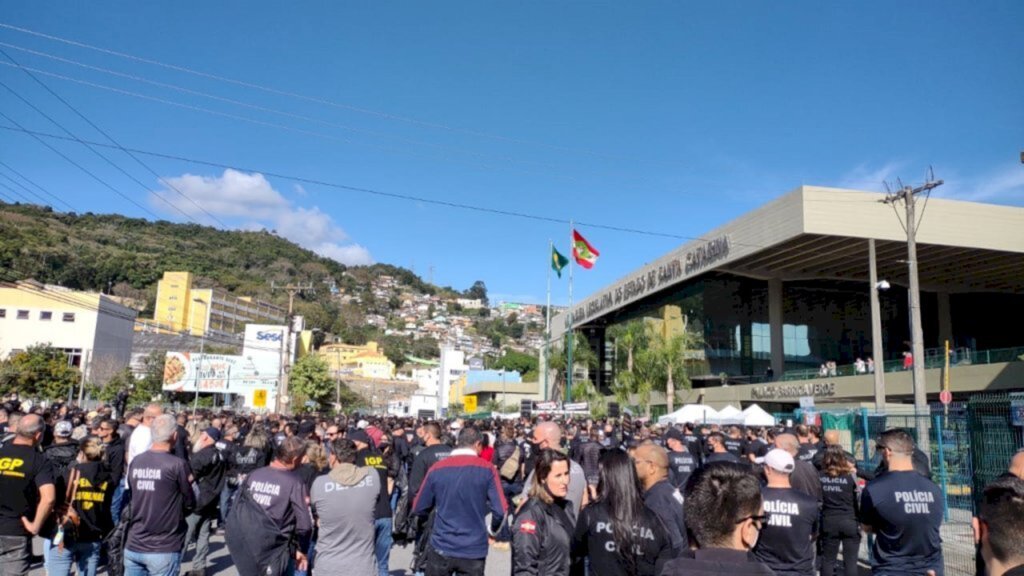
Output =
[{"x1": 44, "y1": 437, "x2": 114, "y2": 576}]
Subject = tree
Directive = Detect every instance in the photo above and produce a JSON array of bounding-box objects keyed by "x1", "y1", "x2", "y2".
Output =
[
  {"x1": 652, "y1": 320, "x2": 702, "y2": 413},
  {"x1": 547, "y1": 332, "x2": 597, "y2": 403},
  {"x1": 0, "y1": 345, "x2": 80, "y2": 401},
  {"x1": 288, "y1": 355, "x2": 334, "y2": 410},
  {"x1": 465, "y1": 280, "x2": 488, "y2": 305},
  {"x1": 492, "y1": 350, "x2": 539, "y2": 378}
]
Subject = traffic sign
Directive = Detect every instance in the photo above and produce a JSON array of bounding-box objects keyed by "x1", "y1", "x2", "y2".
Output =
[
  {"x1": 463, "y1": 395, "x2": 478, "y2": 413},
  {"x1": 253, "y1": 389, "x2": 268, "y2": 408},
  {"x1": 939, "y1": 390, "x2": 952, "y2": 405}
]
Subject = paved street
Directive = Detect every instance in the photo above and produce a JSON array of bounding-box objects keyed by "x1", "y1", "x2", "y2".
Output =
[{"x1": 27, "y1": 533, "x2": 515, "y2": 575}]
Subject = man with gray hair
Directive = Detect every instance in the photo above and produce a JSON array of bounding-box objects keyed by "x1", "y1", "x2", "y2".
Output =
[
  {"x1": 519, "y1": 421, "x2": 587, "y2": 517},
  {"x1": 125, "y1": 414, "x2": 196, "y2": 576},
  {"x1": 0, "y1": 414, "x2": 55, "y2": 574}
]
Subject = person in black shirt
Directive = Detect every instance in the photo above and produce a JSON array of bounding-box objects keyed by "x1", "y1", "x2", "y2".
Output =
[
  {"x1": 183, "y1": 427, "x2": 227, "y2": 576},
  {"x1": 0, "y1": 414, "x2": 55, "y2": 575},
  {"x1": 753, "y1": 449, "x2": 818, "y2": 576},
  {"x1": 351, "y1": 429, "x2": 394, "y2": 576},
  {"x1": 513, "y1": 450, "x2": 573, "y2": 576},
  {"x1": 775, "y1": 433, "x2": 822, "y2": 506},
  {"x1": 125, "y1": 414, "x2": 196, "y2": 576},
  {"x1": 44, "y1": 437, "x2": 113, "y2": 576},
  {"x1": 572, "y1": 450, "x2": 674, "y2": 576},
  {"x1": 818, "y1": 445, "x2": 861, "y2": 576},
  {"x1": 633, "y1": 443, "x2": 686, "y2": 552},
  {"x1": 661, "y1": 462, "x2": 773, "y2": 576},
  {"x1": 703, "y1": 432, "x2": 742, "y2": 466},
  {"x1": 408, "y1": 422, "x2": 452, "y2": 504},
  {"x1": 665, "y1": 428, "x2": 698, "y2": 489},
  {"x1": 860, "y1": 429, "x2": 943, "y2": 576},
  {"x1": 723, "y1": 426, "x2": 747, "y2": 459},
  {"x1": 975, "y1": 477, "x2": 1024, "y2": 576}
]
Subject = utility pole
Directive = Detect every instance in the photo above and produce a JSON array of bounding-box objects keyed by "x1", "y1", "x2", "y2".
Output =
[
  {"x1": 271, "y1": 281, "x2": 314, "y2": 414},
  {"x1": 882, "y1": 172, "x2": 943, "y2": 455}
]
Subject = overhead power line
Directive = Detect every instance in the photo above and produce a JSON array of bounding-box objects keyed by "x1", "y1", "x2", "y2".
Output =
[
  {"x1": 0, "y1": 42, "x2": 573, "y2": 176},
  {"x1": 0, "y1": 21, "x2": 673, "y2": 165},
  {"x1": 0, "y1": 160, "x2": 71, "y2": 208},
  {"x1": 0, "y1": 47, "x2": 228, "y2": 227},
  {"x1": 0, "y1": 124, "x2": 771, "y2": 248}
]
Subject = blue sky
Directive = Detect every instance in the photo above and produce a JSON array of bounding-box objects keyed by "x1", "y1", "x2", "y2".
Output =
[{"x1": 1, "y1": 2, "x2": 1022, "y2": 305}]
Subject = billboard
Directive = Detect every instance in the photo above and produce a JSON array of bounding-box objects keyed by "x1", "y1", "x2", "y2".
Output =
[
  {"x1": 243, "y1": 324, "x2": 286, "y2": 360},
  {"x1": 162, "y1": 352, "x2": 279, "y2": 393}
]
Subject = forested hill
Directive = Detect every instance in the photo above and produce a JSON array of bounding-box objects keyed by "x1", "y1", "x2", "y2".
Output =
[{"x1": 0, "y1": 202, "x2": 451, "y2": 323}]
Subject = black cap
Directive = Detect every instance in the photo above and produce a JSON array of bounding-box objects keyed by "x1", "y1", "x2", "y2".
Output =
[{"x1": 349, "y1": 429, "x2": 372, "y2": 446}]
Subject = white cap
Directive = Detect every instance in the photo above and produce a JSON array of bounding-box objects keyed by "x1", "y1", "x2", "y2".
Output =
[
  {"x1": 756, "y1": 448, "x2": 795, "y2": 473},
  {"x1": 356, "y1": 419, "x2": 369, "y2": 429},
  {"x1": 450, "y1": 421, "x2": 462, "y2": 430}
]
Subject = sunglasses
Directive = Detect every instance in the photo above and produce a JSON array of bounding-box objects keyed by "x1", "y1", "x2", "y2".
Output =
[{"x1": 737, "y1": 514, "x2": 769, "y2": 529}]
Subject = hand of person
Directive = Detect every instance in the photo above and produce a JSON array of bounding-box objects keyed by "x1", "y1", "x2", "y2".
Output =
[
  {"x1": 20, "y1": 516, "x2": 39, "y2": 535},
  {"x1": 295, "y1": 551, "x2": 308, "y2": 572}
]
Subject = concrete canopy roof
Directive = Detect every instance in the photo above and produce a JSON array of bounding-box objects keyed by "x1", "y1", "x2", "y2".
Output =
[{"x1": 552, "y1": 186, "x2": 1024, "y2": 339}]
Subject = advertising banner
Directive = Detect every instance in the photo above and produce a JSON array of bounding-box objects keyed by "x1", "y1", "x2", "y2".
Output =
[
  {"x1": 162, "y1": 352, "x2": 279, "y2": 393},
  {"x1": 243, "y1": 324, "x2": 287, "y2": 360}
]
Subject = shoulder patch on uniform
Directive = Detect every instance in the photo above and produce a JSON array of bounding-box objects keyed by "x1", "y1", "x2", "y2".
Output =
[{"x1": 519, "y1": 520, "x2": 537, "y2": 534}]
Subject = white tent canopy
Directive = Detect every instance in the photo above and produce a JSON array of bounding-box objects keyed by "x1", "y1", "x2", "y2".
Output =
[
  {"x1": 714, "y1": 405, "x2": 744, "y2": 424},
  {"x1": 658, "y1": 404, "x2": 719, "y2": 425},
  {"x1": 741, "y1": 404, "x2": 777, "y2": 426}
]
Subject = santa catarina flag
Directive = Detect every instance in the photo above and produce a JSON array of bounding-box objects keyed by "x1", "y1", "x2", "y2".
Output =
[
  {"x1": 551, "y1": 246, "x2": 569, "y2": 278},
  {"x1": 572, "y1": 230, "x2": 599, "y2": 269}
]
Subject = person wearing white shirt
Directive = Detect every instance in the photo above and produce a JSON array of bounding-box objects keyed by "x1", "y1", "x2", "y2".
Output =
[{"x1": 127, "y1": 404, "x2": 162, "y2": 468}]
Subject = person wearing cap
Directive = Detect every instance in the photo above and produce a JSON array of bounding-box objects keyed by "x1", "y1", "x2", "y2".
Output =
[
  {"x1": 860, "y1": 429, "x2": 943, "y2": 576},
  {"x1": 43, "y1": 421, "x2": 80, "y2": 487},
  {"x1": 774, "y1": 433, "x2": 822, "y2": 507},
  {"x1": 182, "y1": 427, "x2": 226, "y2": 576},
  {"x1": 665, "y1": 428, "x2": 698, "y2": 490},
  {"x1": 752, "y1": 448, "x2": 818, "y2": 576},
  {"x1": 351, "y1": 429, "x2": 395, "y2": 576}
]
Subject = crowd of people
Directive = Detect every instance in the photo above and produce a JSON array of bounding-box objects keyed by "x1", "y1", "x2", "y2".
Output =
[{"x1": 0, "y1": 399, "x2": 1021, "y2": 576}]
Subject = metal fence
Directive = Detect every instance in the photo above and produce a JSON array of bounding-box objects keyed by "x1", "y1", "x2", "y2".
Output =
[{"x1": 772, "y1": 394, "x2": 1024, "y2": 576}]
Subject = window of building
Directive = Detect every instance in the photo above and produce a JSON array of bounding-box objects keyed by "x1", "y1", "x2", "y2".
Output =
[
  {"x1": 169, "y1": 295, "x2": 178, "y2": 300},
  {"x1": 17, "y1": 310, "x2": 29, "y2": 320},
  {"x1": 62, "y1": 312, "x2": 76, "y2": 322},
  {"x1": 0, "y1": 309, "x2": 5, "y2": 318},
  {"x1": 40, "y1": 311, "x2": 52, "y2": 321}
]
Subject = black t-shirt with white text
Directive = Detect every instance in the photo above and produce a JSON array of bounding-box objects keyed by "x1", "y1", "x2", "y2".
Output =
[
  {"x1": 244, "y1": 465, "x2": 313, "y2": 550},
  {"x1": 819, "y1": 472, "x2": 858, "y2": 521},
  {"x1": 723, "y1": 438, "x2": 747, "y2": 459},
  {"x1": 126, "y1": 450, "x2": 195, "y2": 553},
  {"x1": 667, "y1": 450, "x2": 698, "y2": 489},
  {"x1": 642, "y1": 480, "x2": 686, "y2": 551},
  {"x1": 357, "y1": 447, "x2": 393, "y2": 520},
  {"x1": 571, "y1": 500, "x2": 674, "y2": 576},
  {"x1": 0, "y1": 444, "x2": 54, "y2": 536},
  {"x1": 753, "y1": 486, "x2": 819, "y2": 576},
  {"x1": 860, "y1": 470, "x2": 943, "y2": 574}
]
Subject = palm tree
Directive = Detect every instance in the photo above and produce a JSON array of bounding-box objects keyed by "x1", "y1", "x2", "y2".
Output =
[
  {"x1": 650, "y1": 314, "x2": 702, "y2": 413},
  {"x1": 548, "y1": 332, "x2": 597, "y2": 402}
]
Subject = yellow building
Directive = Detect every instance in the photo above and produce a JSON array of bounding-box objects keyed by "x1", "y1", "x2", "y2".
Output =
[
  {"x1": 449, "y1": 373, "x2": 468, "y2": 407},
  {"x1": 146, "y1": 271, "x2": 287, "y2": 337},
  {"x1": 319, "y1": 341, "x2": 396, "y2": 380}
]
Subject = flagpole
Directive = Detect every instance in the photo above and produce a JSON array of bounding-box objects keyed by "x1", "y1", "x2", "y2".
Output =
[
  {"x1": 545, "y1": 239, "x2": 552, "y2": 402},
  {"x1": 567, "y1": 222, "x2": 574, "y2": 404}
]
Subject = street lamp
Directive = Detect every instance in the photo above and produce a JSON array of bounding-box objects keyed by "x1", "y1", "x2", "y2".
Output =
[{"x1": 191, "y1": 298, "x2": 207, "y2": 415}]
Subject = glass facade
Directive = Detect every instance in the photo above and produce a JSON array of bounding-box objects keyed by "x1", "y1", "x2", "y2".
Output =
[{"x1": 594, "y1": 271, "x2": 1024, "y2": 394}]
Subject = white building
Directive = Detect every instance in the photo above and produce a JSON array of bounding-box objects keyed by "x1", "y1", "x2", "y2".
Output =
[
  {"x1": 456, "y1": 298, "x2": 485, "y2": 310},
  {"x1": 0, "y1": 280, "x2": 137, "y2": 382},
  {"x1": 437, "y1": 347, "x2": 467, "y2": 417}
]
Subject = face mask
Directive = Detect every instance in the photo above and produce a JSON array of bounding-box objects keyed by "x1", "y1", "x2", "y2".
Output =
[{"x1": 744, "y1": 522, "x2": 760, "y2": 550}]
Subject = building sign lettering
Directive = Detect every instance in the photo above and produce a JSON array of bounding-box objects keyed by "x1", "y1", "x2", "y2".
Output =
[
  {"x1": 751, "y1": 382, "x2": 836, "y2": 400},
  {"x1": 685, "y1": 236, "x2": 730, "y2": 274}
]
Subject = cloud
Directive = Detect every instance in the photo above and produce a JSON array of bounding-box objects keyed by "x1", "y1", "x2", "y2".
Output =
[
  {"x1": 837, "y1": 162, "x2": 906, "y2": 192},
  {"x1": 151, "y1": 169, "x2": 373, "y2": 265},
  {"x1": 946, "y1": 164, "x2": 1024, "y2": 203}
]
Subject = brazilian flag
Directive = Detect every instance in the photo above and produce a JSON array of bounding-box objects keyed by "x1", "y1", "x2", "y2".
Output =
[{"x1": 551, "y1": 246, "x2": 569, "y2": 278}]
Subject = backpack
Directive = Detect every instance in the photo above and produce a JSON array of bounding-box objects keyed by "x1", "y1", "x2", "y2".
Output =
[
  {"x1": 225, "y1": 484, "x2": 292, "y2": 576},
  {"x1": 500, "y1": 446, "x2": 521, "y2": 481}
]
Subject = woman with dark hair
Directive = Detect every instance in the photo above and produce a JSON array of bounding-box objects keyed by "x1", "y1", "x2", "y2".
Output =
[
  {"x1": 571, "y1": 450, "x2": 674, "y2": 576},
  {"x1": 818, "y1": 444, "x2": 861, "y2": 576},
  {"x1": 512, "y1": 449, "x2": 574, "y2": 576}
]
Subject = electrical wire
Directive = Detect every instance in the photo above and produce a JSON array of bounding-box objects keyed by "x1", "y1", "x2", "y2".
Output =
[
  {"x1": 0, "y1": 61, "x2": 584, "y2": 182},
  {"x1": 0, "y1": 171, "x2": 51, "y2": 206},
  {"x1": 0, "y1": 42, "x2": 575, "y2": 175},
  {"x1": 0, "y1": 21, "x2": 682, "y2": 166},
  {"x1": 0, "y1": 160, "x2": 72, "y2": 209},
  {"x1": 0, "y1": 124, "x2": 772, "y2": 248}
]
